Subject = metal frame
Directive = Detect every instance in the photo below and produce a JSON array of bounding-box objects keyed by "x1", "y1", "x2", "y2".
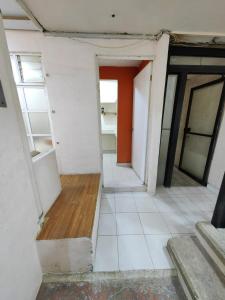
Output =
[
  {"x1": 178, "y1": 77, "x2": 225, "y2": 185},
  {"x1": 163, "y1": 46, "x2": 225, "y2": 187}
]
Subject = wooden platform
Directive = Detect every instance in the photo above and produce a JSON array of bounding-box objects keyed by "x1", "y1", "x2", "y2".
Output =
[{"x1": 37, "y1": 174, "x2": 101, "y2": 240}]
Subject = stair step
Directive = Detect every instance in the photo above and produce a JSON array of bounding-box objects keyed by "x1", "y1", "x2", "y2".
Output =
[
  {"x1": 167, "y1": 236, "x2": 225, "y2": 300},
  {"x1": 196, "y1": 221, "x2": 225, "y2": 279}
]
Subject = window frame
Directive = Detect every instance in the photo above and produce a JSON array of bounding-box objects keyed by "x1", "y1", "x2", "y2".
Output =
[{"x1": 10, "y1": 53, "x2": 53, "y2": 153}]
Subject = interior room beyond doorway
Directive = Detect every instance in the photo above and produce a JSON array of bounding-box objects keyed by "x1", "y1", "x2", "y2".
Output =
[
  {"x1": 98, "y1": 58, "x2": 151, "y2": 190},
  {"x1": 160, "y1": 73, "x2": 224, "y2": 187}
]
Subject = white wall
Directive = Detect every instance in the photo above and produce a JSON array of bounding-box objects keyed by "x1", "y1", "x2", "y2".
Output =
[
  {"x1": 147, "y1": 34, "x2": 170, "y2": 193},
  {"x1": 33, "y1": 150, "x2": 62, "y2": 214},
  {"x1": 6, "y1": 31, "x2": 169, "y2": 193},
  {"x1": 5, "y1": 31, "x2": 157, "y2": 174},
  {"x1": 0, "y1": 18, "x2": 42, "y2": 300},
  {"x1": 208, "y1": 110, "x2": 225, "y2": 189}
]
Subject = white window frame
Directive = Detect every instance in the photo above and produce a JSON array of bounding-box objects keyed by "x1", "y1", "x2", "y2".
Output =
[{"x1": 10, "y1": 53, "x2": 53, "y2": 152}]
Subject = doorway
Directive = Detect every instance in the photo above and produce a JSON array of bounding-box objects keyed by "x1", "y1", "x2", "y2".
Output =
[
  {"x1": 97, "y1": 58, "x2": 152, "y2": 191},
  {"x1": 158, "y1": 71, "x2": 225, "y2": 188}
]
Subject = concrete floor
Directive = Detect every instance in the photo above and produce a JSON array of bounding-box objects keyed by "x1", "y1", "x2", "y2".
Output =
[{"x1": 37, "y1": 270, "x2": 186, "y2": 300}]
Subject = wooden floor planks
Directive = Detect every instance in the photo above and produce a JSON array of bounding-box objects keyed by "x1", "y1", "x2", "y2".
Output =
[{"x1": 37, "y1": 174, "x2": 100, "y2": 240}]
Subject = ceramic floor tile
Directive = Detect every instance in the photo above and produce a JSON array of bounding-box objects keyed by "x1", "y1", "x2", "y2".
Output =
[
  {"x1": 139, "y1": 213, "x2": 170, "y2": 235},
  {"x1": 94, "y1": 236, "x2": 118, "y2": 272},
  {"x1": 134, "y1": 196, "x2": 158, "y2": 213},
  {"x1": 162, "y1": 212, "x2": 193, "y2": 234},
  {"x1": 145, "y1": 234, "x2": 174, "y2": 269},
  {"x1": 115, "y1": 196, "x2": 137, "y2": 213},
  {"x1": 103, "y1": 153, "x2": 143, "y2": 188},
  {"x1": 116, "y1": 213, "x2": 143, "y2": 235},
  {"x1": 100, "y1": 196, "x2": 115, "y2": 214},
  {"x1": 153, "y1": 198, "x2": 178, "y2": 213},
  {"x1": 98, "y1": 214, "x2": 117, "y2": 235},
  {"x1": 118, "y1": 235, "x2": 153, "y2": 271}
]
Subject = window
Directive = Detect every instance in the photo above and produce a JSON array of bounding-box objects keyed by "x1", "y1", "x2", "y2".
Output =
[
  {"x1": 10, "y1": 54, "x2": 53, "y2": 154},
  {"x1": 100, "y1": 80, "x2": 118, "y2": 103}
]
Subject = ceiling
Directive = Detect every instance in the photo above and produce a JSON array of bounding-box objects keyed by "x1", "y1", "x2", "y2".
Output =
[
  {"x1": 98, "y1": 58, "x2": 141, "y2": 67},
  {"x1": 10, "y1": 0, "x2": 225, "y2": 36},
  {"x1": 0, "y1": 0, "x2": 38, "y2": 30}
]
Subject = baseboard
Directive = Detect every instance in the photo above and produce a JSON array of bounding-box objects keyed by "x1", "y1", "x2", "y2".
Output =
[
  {"x1": 103, "y1": 186, "x2": 147, "y2": 193},
  {"x1": 103, "y1": 150, "x2": 116, "y2": 154},
  {"x1": 116, "y1": 162, "x2": 132, "y2": 167}
]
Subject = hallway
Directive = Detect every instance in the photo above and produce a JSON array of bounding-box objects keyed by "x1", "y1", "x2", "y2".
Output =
[
  {"x1": 94, "y1": 186, "x2": 217, "y2": 272},
  {"x1": 103, "y1": 153, "x2": 144, "y2": 189}
]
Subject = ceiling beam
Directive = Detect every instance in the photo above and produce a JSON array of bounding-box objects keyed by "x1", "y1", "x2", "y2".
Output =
[
  {"x1": 16, "y1": 0, "x2": 45, "y2": 31},
  {"x1": 2, "y1": 16, "x2": 30, "y2": 21}
]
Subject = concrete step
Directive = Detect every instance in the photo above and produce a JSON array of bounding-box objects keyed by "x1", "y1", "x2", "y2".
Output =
[
  {"x1": 196, "y1": 221, "x2": 225, "y2": 279},
  {"x1": 167, "y1": 236, "x2": 225, "y2": 300}
]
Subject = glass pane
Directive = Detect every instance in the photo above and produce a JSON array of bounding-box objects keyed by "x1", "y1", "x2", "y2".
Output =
[
  {"x1": 157, "y1": 129, "x2": 170, "y2": 185},
  {"x1": 29, "y1": 112, "x2": 50, "y2": 134},
  {"x1": 20, "y1": 55, "x2": 44, "y2": 83},
  {"x1": 33, "y1": 136, "x2": 52, "y2": 152},
  {"x1": 17, "y1": 87, "x2": 26, "y2": 111},
  {"x1": 181, "y1": 135, "x2": 211, "y2": 179},
  {"x1": 24, "y1": 87, "x2": 48, "y2": 111},
  {"x1": 100, "y1": 80, "x2": 118, "y2": 103},
  {"x1": 170, "y1": 56, "x2": 201, "y2": 65},
  {"x1": 157, "y1": 75, "x2": 178, "y2": 185},
  {"x1": 162, "y1": 75, "x2": 178, "y2": 129},
  {"x1": 10, "y1": 56, "x2": 20, "y2": 83},
  {"x1": 170, "y1": 56, "x2": 225, "y2": 66},
  {"x1": 188, "y1": 82, "x2": 223, "y2": 135},
  {"x1": 201, "y1": 57, "x2": 225, "y2": 66}
]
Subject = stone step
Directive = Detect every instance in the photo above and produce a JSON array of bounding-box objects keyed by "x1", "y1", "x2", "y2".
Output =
[
  {"x1": 167, "y1": 236, "x2": 225, "y2": 300},
  {"x1": 196, "y1": 221, "x2": 225, "y2": 279}
]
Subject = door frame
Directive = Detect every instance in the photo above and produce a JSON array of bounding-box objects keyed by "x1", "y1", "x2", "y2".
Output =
[
  {"x1": 164, "y1": 64, "x2": 225, "y2": 187},
  {"x1": 95, "y1": 55, "x2": 154, "y2": 188},
  {"x1": 178, "y1": 77, "x2": 225, "y2": 185},
  {"x1": 132, "y1": 62, "x2": 152, "y2": 184}
]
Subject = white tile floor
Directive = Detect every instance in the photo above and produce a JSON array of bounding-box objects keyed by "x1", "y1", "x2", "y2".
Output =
[
  {"x1": 94, "y1": 186, "x2": 218, "y2": 272},
  {"x1": 103, "y1": 153, "x2": 143, "y2": 188},
  {"x1": 172, "y1": 167, "x2": 200, "y2": 187}
]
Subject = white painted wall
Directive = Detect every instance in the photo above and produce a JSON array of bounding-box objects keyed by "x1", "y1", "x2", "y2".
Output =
[
  {"x1": 132, "y1": 63, "x2": 151, "y2": 182},
  {"x1": 147, "y1": 34, "x2": 170, "y2": 193},
  {"x1": 33, "y1": 149, "x2": 62, "y2": 214},
  {"x1": 208, "y1": 110, "x2": 225, "y2": 189},
  {"x1": 0, "y1": 18, "x2": 42, "y2": 300},
  {"x1": 5, "y1": 30, "x2": 169, "y2": 193}
]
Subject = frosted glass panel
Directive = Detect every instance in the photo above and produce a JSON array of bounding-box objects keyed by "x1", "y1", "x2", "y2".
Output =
[
  {"x1": 29, "y1": 112, "x2": 50, "y2": 134},
  {"x1": 157, "y1": 130, "x2": 170, "y2": 185},
  {"x1": 24, "y1": 88, "x2": 48, "y2": 111},
  {"x1": 170, "y1": 56, "x2": 225, "y2": 66},
  {"x1": 100, "y1": 80, "x2": 118, "y2": 103},
  {"x1": 170, "y1": 56, "x2": 201, "y2": 65},
  {"x1": 157, "y1": 75, "x2": 178, "y2": 185},
  {"x1": 20, "y1": 55, "x2": 44, "y2": 83},
  {"x1": 17, "y1": 87, "x2": 26, "y2": 111},
  {"x1": 189, "y1": 82, "x2": 223, "y2": 134},
  {"x1": 34, "y1": 136, "x2": 52, "y2": 152},
  {"x1": 162, "y1": 75, "x2": 178, "y2": 129},
  {"x1": 181, "y1": 135, "x2": 211, "y2": 179}
]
